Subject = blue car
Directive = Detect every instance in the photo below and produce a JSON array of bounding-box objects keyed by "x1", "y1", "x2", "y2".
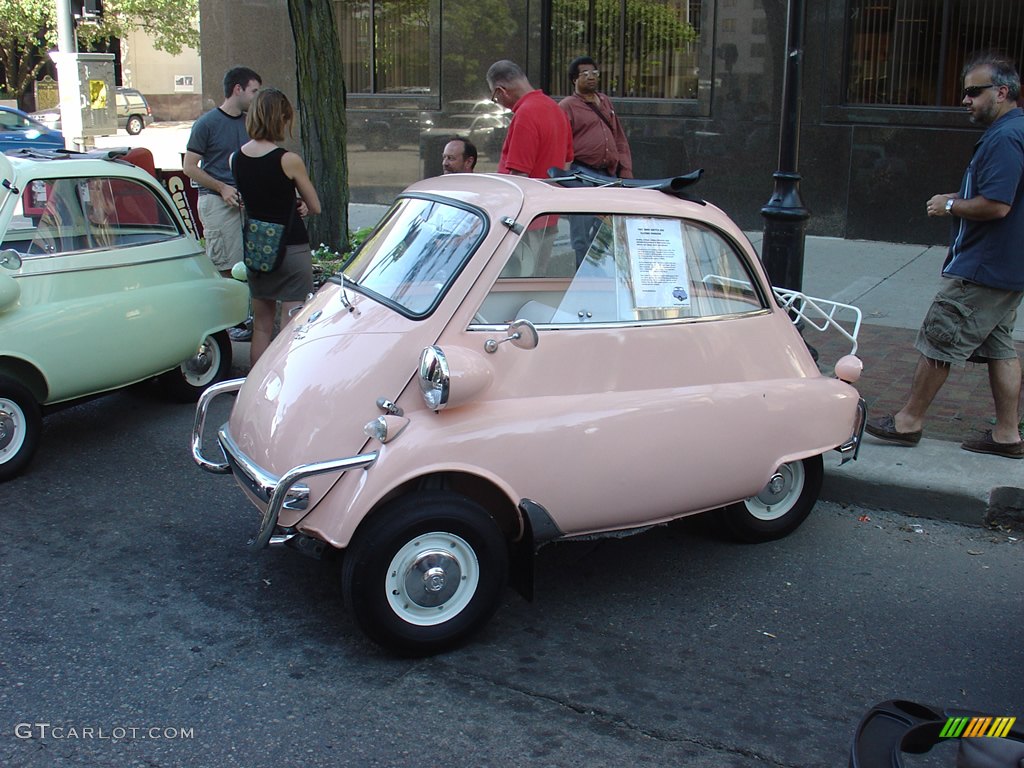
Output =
[{"x1": 0, "y1": 106, "x2": 64, "y2": 154}]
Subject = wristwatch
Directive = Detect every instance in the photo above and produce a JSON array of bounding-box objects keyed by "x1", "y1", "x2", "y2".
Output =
[{"x1": 945, "y1": 198, "x2": 955, "y2": 214}]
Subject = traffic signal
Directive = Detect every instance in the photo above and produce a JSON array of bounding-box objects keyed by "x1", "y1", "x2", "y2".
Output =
[{"x1": 70, "y1": 0, "x2": 104, "y2": 18}]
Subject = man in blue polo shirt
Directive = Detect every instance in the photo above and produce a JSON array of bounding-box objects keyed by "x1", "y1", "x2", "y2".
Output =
[
  {"x1": 185, "y1": 66, "x2": 261, "y2": 341},
  {"x1": 867, "y1": 52, "x2": 1024, "y2": 459}
]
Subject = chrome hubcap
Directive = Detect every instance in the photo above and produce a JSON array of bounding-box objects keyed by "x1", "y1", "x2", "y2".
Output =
[
  {"x1": 0, "y1": 399, "x2": 25, "y2": 461},
  {"x1": 407, "y1": 554, "x2": 461, "y2": 607},
  {"x1": 759, "y1": 472, "x2": 788, "y2": 503},
  {"x1": 747, "y1": 462, "x2": 804, "y2": 521},
  {"x1": 386, "y1": 532, "x2": 479, "y2": 626},
  {"x1": 0, "y1": 409, "x2": 14, "y2": 451},
  {"x1": 185, "y1": 350, "x2": 211, "y2": 376},
  {"x1": 182, "y1": 337, "x2": 219, "y2": 385}
]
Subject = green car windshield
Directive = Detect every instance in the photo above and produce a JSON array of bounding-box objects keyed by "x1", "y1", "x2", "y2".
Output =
[{"x1": 344, "y1": 197, "x2": 485, "y2": 318}]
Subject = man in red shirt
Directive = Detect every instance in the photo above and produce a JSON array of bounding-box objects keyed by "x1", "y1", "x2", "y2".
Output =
[
  {"x1": 558, "y1": 56, "x2": 633, "y2": 179},
  {"x1": 486, "y1": 60, "x2": 573, "y2": 178}
]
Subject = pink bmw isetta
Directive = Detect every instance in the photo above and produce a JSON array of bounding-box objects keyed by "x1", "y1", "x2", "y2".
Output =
[{"x1": 193, "y1": 171, "x2": 865, "y2": 655}]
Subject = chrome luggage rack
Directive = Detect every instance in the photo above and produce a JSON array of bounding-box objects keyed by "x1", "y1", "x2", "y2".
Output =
[{"x1": 772, "y1": 287, "x2": 863, "y2": 356}]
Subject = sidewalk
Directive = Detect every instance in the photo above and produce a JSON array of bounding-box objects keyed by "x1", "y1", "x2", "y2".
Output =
[{"x1": 345, "y1": 205, "x2": 1024, "y2": 528}]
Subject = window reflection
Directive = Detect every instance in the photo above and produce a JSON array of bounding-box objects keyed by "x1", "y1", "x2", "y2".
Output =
[
  {"x1": 549, "y1": 0, "x2": 701, "y2": 99},
  {"x1": 338, "y1": 0, "x2": 433, "y2": 94},
  {"x1": 344, "y1": 197, "x2": 485, "y2": 316},
  {"x1": 2, "y1": 176, "x2": 181, "y2": 257},
  {"x1": 847, "y1": 0, "x2": 1024, "y2": 106},
  {"x1": 475, "y1": 213, "x2": 764, "y2": 326}
]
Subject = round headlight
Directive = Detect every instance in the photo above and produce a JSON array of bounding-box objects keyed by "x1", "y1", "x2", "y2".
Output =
[{"x1": 419, "y1": 346, "x2": 450, "y2": 410}]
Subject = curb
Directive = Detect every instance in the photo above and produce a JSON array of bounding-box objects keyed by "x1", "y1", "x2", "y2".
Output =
[
  {"x1": 822, "y1": 439, "x2": 1024, "y2": 530},
  {"x1": 988, "y1": 486, "x2": 1024, "y2": 531}
]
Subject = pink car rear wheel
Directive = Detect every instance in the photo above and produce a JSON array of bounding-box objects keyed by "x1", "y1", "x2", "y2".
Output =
[{"x1": 722, "y1": 454, "x2": 824, "y2": 543}]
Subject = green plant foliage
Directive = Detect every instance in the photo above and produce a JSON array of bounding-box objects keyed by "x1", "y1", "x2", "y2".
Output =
[{"x1": 349, "y1": 226, "x2": 373, "y2": 251}]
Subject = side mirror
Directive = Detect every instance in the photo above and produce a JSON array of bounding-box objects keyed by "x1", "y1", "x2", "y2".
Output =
[
  {"x1": 0, "y1": 249, "x2": 23, "y2": 271},
  {"x1": 484, "y1": 319, "x2": 539, "y2": 354}
]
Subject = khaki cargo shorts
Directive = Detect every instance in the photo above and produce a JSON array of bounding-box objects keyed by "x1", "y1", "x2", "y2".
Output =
[
  {"x1": 198, "y1": 194, "x2": 243, "y2": 271},
  {"x1": 914, "y1": 278, "x2": 1023, "y2": 366}
]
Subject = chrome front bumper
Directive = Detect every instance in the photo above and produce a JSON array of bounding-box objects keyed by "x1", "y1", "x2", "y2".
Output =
[{"x1": 192, "y1": 379, "x2": 378, "y2": 549}]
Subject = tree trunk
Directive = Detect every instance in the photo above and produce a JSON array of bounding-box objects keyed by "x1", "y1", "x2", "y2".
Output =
[
  {"x1": 0, "y1": 41, "x2": 47, "y2": 107},
  {"x1": 286, "y1": 0, "x2": 350, "y2": 254}
]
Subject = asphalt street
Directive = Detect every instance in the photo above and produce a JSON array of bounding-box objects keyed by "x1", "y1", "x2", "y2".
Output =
[{"x1": 1, "y1": 386, "x2": 1021, "y2": 767}]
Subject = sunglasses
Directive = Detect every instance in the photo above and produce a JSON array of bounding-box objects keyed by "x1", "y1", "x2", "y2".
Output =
[
  {"x1": 578, "y1": 69, "x2": 600, "y2": 79},
  {"x1": 962, "y1": 84, "x2": 995, "y2": 98},
  {"x1": 490, "y1": 85, "x2": 504, "y2": 104}
]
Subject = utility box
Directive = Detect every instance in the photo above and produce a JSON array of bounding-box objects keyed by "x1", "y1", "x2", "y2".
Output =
[
  {"x1": 76, "y1": 53, "x2": 117, "y2": 137},
  {"x1": 49, "y1": 51, "x2": 117, "y2": 144}
]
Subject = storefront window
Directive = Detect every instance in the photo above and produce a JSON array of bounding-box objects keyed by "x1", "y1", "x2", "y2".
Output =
[
  {"x1": 846, "y1": 0, "x2": 1024, "y2": 106},
  {"x1": 549, "y1": 0, "x2": 701, "y2": 99}
]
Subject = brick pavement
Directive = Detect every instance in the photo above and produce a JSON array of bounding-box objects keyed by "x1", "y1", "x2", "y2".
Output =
[{"x1": 817, "y1": 323, "x2": 1024, "y2": 444}]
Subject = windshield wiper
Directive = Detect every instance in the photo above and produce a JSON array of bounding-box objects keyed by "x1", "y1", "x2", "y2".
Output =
[{"x1": 338, "y1": 274, "x2": 360, "y2": 315}]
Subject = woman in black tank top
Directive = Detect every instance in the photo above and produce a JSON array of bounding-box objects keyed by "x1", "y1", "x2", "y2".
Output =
[{"x1": 232, "y1": 88, "x2": 322, "y2": 368}]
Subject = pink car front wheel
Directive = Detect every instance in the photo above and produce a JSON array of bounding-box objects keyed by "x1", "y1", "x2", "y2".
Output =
[{"x1": 341, "y1": 490, "x2": 509, "y2": 656}]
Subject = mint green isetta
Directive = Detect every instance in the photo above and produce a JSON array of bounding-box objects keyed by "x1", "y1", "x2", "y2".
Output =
[{"x1": 0, "y1": 149, "x2": 248, "y2": 481}]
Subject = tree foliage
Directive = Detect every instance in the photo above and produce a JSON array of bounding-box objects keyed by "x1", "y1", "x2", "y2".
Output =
[
  {"x1": 443, "y1": 0, "x2": 516, "y2": 98},
  {"x1": 0, "y1": 0, "x2": 198, "y2": 102},
  {"x1": 0, "y1": 0, "x2": 56, "y2": 100},
  {"x1": 76, "y1": 0, "x2": 198, "y2": 55}
]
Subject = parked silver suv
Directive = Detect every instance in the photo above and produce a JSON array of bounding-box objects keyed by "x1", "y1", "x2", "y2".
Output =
[{"x1": 116, "y1": 88, "x2": 153, "y2": 135}]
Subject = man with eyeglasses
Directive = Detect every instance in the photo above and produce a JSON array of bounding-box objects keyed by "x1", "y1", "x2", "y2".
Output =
[
  {"x1": 485, "y1": 60, "x2": 573, "y2": 178},
  {"x1": 866, "y1": 52, "x2": 1024, "y2": 459},
  {"x1": 558, "y1": 56, "x2": 633, "y2": 180},
  {"x1": 485, "y1": 60, "x2": 573, "y2": 276},
  {"x1": 558, "y1": 55, "x2": 634, "y2": 263}
]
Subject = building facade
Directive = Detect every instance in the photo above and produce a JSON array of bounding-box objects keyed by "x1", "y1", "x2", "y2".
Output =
[
  {"x1": 120, "y1": 28, "x2": 202, "y2": 121},
  {"x1": 198, "y1": 0, "x2": 1024, "y2": 244}
]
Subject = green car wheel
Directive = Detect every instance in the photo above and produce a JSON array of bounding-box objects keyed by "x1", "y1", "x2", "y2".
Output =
[
  {"x1": 0, "y1": 378, "x2": 41, "y2": 482},
  {"x1": 159, "y1": 330, "x2": 232, "y2": 402}
]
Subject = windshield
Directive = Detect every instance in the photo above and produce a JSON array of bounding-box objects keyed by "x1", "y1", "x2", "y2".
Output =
[{"x1": 344, "y1": 196, "x2": 486, "y2": 317}]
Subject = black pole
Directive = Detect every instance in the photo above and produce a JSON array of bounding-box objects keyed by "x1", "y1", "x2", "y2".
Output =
[
  {"x1": 539, "y1": 0, "x2": 552, "y2": 93},
  {"x1": 760, "y1": 0, "x2": 809, "y2": 292}
]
